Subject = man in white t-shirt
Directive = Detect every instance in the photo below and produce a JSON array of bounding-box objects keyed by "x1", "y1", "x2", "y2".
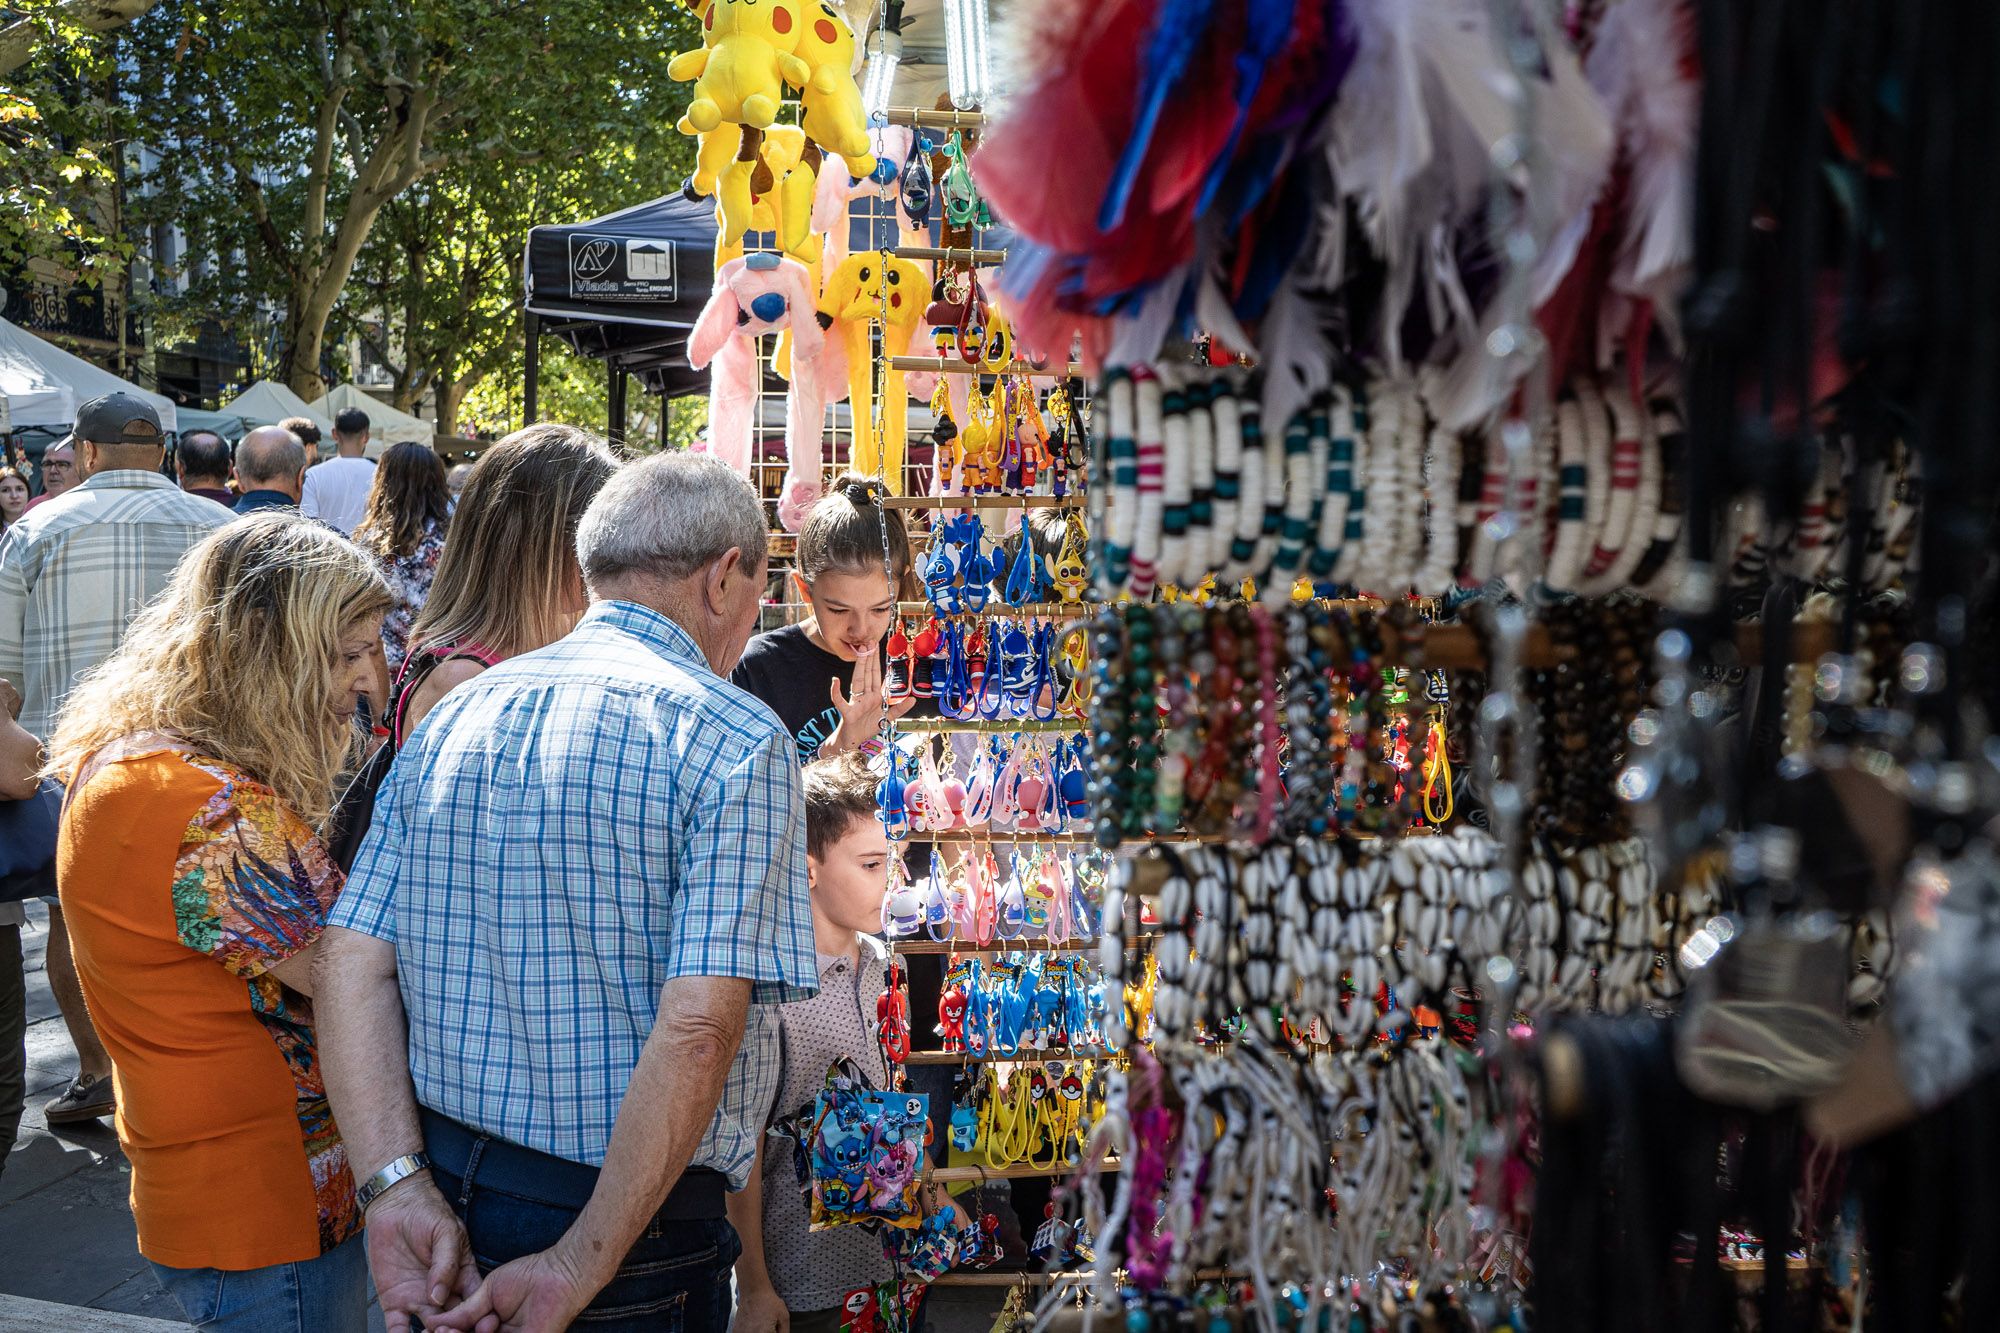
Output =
[{"x1": 301, "y1": 406, "x2": 378, "y2": 535}]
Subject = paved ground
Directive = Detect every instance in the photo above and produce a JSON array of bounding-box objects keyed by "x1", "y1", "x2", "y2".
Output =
[{"x1": 0, "y1": 904, "x2": 1000, "y2": 1332}]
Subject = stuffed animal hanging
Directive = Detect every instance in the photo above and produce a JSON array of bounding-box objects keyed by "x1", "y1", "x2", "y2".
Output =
[
  {"x1": 711, "y1": 125, "x2": 822, "y2": 271},
  {"x1": 819, "y1": 252, "x2": 929, "y2": 493},
  {"x1": 792, "y1": 3, "x2": 876, "y2": 180},
  {"x1": 687, "y1": 252, "x2": 824, "y2": 479},
  {"x1": 668, "y1": 0, "x2": 810, "y2": 132}
]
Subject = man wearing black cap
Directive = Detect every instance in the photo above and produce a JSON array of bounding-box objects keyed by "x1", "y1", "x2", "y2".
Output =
[{"x1": 0, "y1": 391, "x2": 230, "y2": 1130}]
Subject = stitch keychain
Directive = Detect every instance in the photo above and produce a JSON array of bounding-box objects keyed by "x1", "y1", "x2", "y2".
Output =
[{"x1": 793, "y1": 1059, "x2": 929, "y2": 1232}]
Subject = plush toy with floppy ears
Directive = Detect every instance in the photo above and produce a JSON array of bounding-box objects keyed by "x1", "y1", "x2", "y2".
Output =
[
  {"x1": 791, "y1": 3, "x2": 876, "y2": 180},
  {"x1": 819, "y1": 252, "x2": 928, "y2": 491},
  {"x1": 686, "y1": 252, "x2": 824, "y2": 478},
  {"x1": 669, "y1": 0, "x2": 810, "y2": 132}
]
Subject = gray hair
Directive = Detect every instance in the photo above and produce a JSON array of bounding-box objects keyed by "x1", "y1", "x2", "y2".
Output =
[
  {"x1": 235, "y1": 425, "x2": 307, "y2": 486},
  {"x1": 576, "y1": 453, "x2": 766, "y2": 586}
]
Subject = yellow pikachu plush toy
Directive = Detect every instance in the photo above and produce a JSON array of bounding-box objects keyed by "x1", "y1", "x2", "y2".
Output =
[
  {"x1": 820, "y1": 252, "x2": 927, "y2": 488},
  {"x1": 712, "y1": 126, "x2": 821, "y2": 271},
  {"x1": 791, "y1": 2, "x2": 876, "y2": 180},
  {"x1": 669, "y1": 0, "x2": 810, "y2": 132}
]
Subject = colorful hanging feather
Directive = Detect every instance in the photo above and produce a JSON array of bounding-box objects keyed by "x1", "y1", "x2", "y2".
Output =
[{"x1": 1097, "y1": 0, "x2": 1223, "y2": 232}]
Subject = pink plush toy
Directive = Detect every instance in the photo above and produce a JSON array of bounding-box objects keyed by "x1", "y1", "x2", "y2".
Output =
[{"x1": 687, "y1": 253, "x2": 827, "y2": 514}]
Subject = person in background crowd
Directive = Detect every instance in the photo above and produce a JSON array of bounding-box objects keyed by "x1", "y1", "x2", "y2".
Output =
[
  {"x1": 175, "y1": 430, "x2": 236, "y2": 506},
  {"x1": 0, "y1": 677, "x2": 41, "y2": 1183},
  {"x1": 731, "y1": 474, "x2": 916, "y2": 763},
  {"x1": 280, "y1": 415, "x2": 325, "y2": 462},
  {"x1": 317, "y1": 454, "x2": 816, "y2": 1333},
  {"x1": 0, "y1": 392, "x2": 230, "y2": 1129},
  {"x1": 446, "y1": 462, "x2": 474, "y2": 499},
  {"x1": 233, "y1": 426, "x2": 309, "y2": 516},
  {"x1": 389, "y1": 425, "x2": 618, "y2": 742},
  {"x1": 21, "y1": 438, "x2": 77, "y2": 513},
  {"x1": 352, "y1": 442, "x2": 452, "y2": 673},
  {"x1": 45, "y1": 515, "x2": 392, "y2": 1332},
  {"x1": 301, "y1": 407, "x2": 377, "y2": 535},
  {"x1": 0, "y1": 468, "x2": 28, "y2": 533}
]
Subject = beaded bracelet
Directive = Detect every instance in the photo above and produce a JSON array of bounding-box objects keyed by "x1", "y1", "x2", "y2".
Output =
[
  {"x1": 1544, "y1": 395, "x2": 1590, "y2": 592},
  {"x1": 1602, "y1": 385, "x2": 1663, "y2": 591},
  {"x1": 1185, "y1": 378, "x2": 1218, "y2": 589},
  {"x1": 1224, "y1": 392, "x2": 1267, "y2": 585},
  {"x1": 1251, "y1": 406, "x2": 1289, "y2": 591},
  {"x1": 1100, "y1": 368, "x2": 1138, "y2": 596},
  {"x1": 1574, "y1": 377, "x2": 1614, "y2": 584},
  {"x1": 1416, "y1": 423, "x2": 1461, "y2": 596},
  {"x1": 1127, "y1": 369, "x2": 1166, "y2": 599},
  {"x1": 1150, "y1": 606, "x2": 1192, "y2": 835},
  {"x1": 1631, "y1": 397, "x2": 1686, "y2": 593},
  {"x1": 1307, "y1": 390, "x2": 1351, "y2": 587},
  {"x1": 1207, "y1": 376, "x2": 1244, "y2": 580},
  {"x1": 1332, "y1": 383, "x2": 1371, "y2": 586},
  {"x1": 1259, "y1": 406, "x2": 1320, "y2": 606},
  {"x1": 1157, "y1": 375, "x2": 1193, "y2": 591},
  {"x1": 1580, "y1": 381, "x2": 1643, "y2": 592}
]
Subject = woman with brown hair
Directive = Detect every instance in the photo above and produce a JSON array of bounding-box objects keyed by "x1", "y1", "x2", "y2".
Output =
[
  {"x1": 351, "y1": 442, "x2": 453, "y2": 672},
  {"x1": 43, "y1": 514, "x2": 394, "y2": 1332},
  {"x1": 0, "y1": 466, "x2": 29, "y2": 534},
  {"x1": 325, "y1": 425, "x2": 620, "y2": 873},
  {"x1": 390, "y1": 424, "x2": 621, "y2": 742}
]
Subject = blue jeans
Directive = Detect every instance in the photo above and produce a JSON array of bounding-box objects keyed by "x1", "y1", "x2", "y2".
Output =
[
  {"x1": 148, "y1": 1233, "x2": 368, "y2": 1332},
  {"x1": 431, "y1": 1150, "x2": 739, "y2": 1332}
]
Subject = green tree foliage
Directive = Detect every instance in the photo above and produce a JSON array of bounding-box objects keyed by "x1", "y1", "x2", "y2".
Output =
[
  {"x1": 123, "y1": 0, "x2": 700, "y2": 398},
  {"x1": 0, "y1": 2, "x2": 139, "y2": 283},
  {"x1": 349, "y1": 102, "x2": 691, "y2": 437},
  {"x1": 458, "y1": 333, "x2": 707, "y2": 452}
]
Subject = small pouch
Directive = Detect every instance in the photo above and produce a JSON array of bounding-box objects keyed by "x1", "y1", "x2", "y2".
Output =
[{"x1": 791, "y1": 1059, "x2": 930, "y2": 1232}]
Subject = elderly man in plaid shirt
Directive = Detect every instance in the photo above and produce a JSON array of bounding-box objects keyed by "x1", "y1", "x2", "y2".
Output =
[{"x1": 318, "y1": 454, "x2": 818, "y2": 1333}]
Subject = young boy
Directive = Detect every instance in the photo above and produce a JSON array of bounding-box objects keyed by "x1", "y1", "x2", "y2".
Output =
[{"x1": 731, "y1": 753, "x2": 906, "y2": 1333}]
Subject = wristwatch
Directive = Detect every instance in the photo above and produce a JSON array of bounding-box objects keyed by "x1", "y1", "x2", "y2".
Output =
[{"x1": 357, "y1": 1152, "x2": 431, "y2": 1213}]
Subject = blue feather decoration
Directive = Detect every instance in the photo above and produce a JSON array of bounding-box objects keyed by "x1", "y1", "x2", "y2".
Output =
[
  {"x1": 1097, "y1": 0, "x2": 1221, "y2": 233},
  {"x1": 1194, "y1": 0, "x2": 1296, "y2": 217}
]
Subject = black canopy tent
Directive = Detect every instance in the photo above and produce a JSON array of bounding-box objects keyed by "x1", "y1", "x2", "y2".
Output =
[{"x1": 521, "y1": 191, "x2": 718, "y2": 442}]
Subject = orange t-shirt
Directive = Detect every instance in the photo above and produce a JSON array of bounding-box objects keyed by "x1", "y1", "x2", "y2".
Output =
[{"x1": 58, "y1": 743, "x2": 360, "y2": 1270}]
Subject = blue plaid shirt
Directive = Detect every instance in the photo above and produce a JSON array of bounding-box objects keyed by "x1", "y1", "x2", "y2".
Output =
[{"x1": 333, "y1": 600, "x2": 817, "y2": 1186}]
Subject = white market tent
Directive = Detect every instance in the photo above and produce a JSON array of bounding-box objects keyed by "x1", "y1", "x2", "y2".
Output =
[
  {"x1": 0, "y1": 321, "x2": 74, "y2": 432},
  {"x1": 0, "y1": 316, "x2": 177, "y2": 434},
  {"x1": 308, "y1": 383, "x2": 432, "y2": 456},
  {"x1": 222, "y1": 379, "x2": 334, "y2": 435}
]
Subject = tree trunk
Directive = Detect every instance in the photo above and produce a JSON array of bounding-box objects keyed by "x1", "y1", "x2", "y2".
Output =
[
  {"x1": 275, "y1": 84, "x2": 442, "y2": 403},
  {"x1": 437, "y1": 366, "x2": 481, "y2": 439},
  {"x1": 280, "y1": 293, "x2": 330, "y2": 401},
  {"x1": 0, "y1": 0, "x2": 162, "y2": 76}
]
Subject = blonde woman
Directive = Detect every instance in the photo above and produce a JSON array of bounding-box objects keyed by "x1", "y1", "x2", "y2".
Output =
[
  {"x1": 44, "y1": 514, "x2": 393, "y2": 1333},
  {"x1": 390, "y1": 424, "x2": 620, "y2": 742}
]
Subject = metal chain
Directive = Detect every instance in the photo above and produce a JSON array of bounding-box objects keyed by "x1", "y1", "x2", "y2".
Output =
[{"x1": 1470, "y1": 0, "x2": 1557, "y2": 1233}]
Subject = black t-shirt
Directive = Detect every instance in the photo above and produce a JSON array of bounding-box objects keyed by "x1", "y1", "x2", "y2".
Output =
[{"x1": 731, "y1": 624, "x2": 850, "y2": 764}]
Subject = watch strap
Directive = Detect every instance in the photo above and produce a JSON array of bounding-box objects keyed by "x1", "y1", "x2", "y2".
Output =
[{"x1": 357, "y1": 1151, "x2": 431, "y2": 1212}]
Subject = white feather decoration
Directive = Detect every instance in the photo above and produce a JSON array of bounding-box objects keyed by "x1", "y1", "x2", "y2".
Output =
[
  {"x1": 1328, "y1": 0, "x2": 1613, "y2": 402},
  {"x1": 1588, "y1": 0, "x2": 1698, "y2": 347},
  {"x1": 1106, "y1": 268, "x2": 1186, "y2": 369},
  {"x1": 1258, "y1": 265, "x2": 1334, "y2": 433}
]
